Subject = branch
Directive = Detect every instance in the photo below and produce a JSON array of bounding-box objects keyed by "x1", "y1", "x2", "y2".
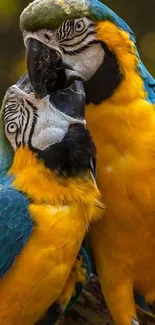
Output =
[
  {"x1": 58, "y1": 276, "x2": 155, "y2": 325},
  {"x1": 39, "y1": 276, "x2": 155, "y2": 325}
]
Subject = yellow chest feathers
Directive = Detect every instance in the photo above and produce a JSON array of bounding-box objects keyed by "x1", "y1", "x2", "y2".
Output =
[
  {"x1": 9, "y1": 146, "x2": 102, "y2": 223},
  {"x1": 86, "y1": 99, "x2": 155, "y2": 212}
]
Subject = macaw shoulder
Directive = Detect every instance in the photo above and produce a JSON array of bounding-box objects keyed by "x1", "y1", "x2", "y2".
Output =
[{"x1": 0, "y1": 176, "x2": 33, "y2": 279}]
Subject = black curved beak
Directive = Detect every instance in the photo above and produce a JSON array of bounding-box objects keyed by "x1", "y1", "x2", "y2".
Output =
[
  {"x1": 26, "y1": 38, "x2": 74, "y2": 99},
  {"x1": 26, "y1": 38, "x2": 86, "y2": 119},
  {"x1": 50, "y1": 80, "x2": 86, "y2": 119}
]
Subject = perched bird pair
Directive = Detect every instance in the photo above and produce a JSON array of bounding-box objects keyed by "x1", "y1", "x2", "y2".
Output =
[
  {"x1": 1, "y1": 0, "x2": 155, "y2": 324},
  {"x1": 17, "y1": 0, "x2": 155, "y2": 325},
  {"x1": 0, "y1": 72, "x2": 102, "y2": 324}
]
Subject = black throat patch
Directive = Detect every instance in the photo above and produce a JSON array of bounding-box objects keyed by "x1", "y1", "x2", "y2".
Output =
[
  {"x1": 31, "y1": 123, "x2": 96, "y2": 177},
  {"x1": 84, "y1": 42, "x2": 123, "y2": 105}
]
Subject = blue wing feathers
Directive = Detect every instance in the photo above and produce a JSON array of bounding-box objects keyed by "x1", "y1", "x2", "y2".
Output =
[{"x1": 0, "y1": 177, "x2": 33, "y2": 278}]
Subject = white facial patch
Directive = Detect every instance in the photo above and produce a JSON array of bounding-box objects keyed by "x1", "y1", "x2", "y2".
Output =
[
  {"x1": 31, "y1": 95, "x2": 85, "y2": 150},
  {"x1": 4, "y1": 86, "x2": 85, "y2": 152},
  {"x1": 64, "y1": 42, "x2": 104, "y2": 81}
]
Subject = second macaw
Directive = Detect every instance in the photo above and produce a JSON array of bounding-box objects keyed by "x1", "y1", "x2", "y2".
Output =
[
  {"x1": 0, "y1": 73, "x2": 101, "y2": 325},
  {"x1": 19, "y1": 1, "x2": 155, "y2": 324}
]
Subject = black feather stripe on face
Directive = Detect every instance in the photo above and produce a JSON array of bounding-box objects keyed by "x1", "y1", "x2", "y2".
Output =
[{"x1": 4, "y1": 94, "x2": 38, "y2": 150}]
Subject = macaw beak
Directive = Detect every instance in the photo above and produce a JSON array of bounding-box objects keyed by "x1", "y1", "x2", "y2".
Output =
[
  {"x1": 26, "y1": 38, "x2": 74, "y2": 99},
  {"x1": 50, "y1": 79, "x2": 85, "y2": 119},
  {"x1": 25, "y1": 38, "x2": 85, "y2": 118}
]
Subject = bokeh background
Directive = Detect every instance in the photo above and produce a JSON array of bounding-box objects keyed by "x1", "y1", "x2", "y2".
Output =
[{"x1": 0, "y1": 0, "x2": 155, "y2": 103}]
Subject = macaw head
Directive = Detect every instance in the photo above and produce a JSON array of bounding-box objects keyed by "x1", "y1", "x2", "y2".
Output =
[
  {"x1": 3, "y1": 72, "x2": 96, "y2": 177},
  {"x1": 20, "y1": 0, "x2": 155, "y2": 106},
  {"x1": 4, "y1": 73, "x2": 85, "y2": 152},
  {"x1": 0, "y1": 69, "x2": 87, "y2": 179}
]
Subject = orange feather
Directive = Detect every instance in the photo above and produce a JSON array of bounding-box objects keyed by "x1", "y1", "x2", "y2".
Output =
[
  {"x1": 0, "y1": 146, "x2": 101, "y2": 325},
  {"x1": 86, "y1": 21, "x2": 155, "y2": 325}
]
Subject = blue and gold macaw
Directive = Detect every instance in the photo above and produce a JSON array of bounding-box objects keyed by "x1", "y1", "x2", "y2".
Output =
[
  {"x1": 19, "y1": 0, "x2": 155, "y2": 324},
  {"x1": 0, "y1": 73, "x2": 102, "y2": 325}
]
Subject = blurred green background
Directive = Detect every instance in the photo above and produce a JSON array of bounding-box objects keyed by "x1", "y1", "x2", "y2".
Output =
[{"x1": 0, "y1": 0, "x2": 155, "y2": 103}]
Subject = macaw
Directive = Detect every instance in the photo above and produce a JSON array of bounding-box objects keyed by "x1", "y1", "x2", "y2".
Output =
[
  {"x1": 0, "y1": 72, "x2": 102, "y2": 325},
  {"x1": 19, "y1": 0, "x2": 155, "y2": 324}
]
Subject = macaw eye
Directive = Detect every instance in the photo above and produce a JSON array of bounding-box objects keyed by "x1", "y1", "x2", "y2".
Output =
[
  {"x1": 75, "y1": 20, "x2": 85, "y2": 33},
  {"x1": 6, "y1": 122, "x2": 18, "y2": 134}
]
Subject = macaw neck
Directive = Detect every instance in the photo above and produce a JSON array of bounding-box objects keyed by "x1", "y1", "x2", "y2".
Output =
[
  {"x1": 0, "y1": 122, "x2": 13, "y2": 178},
  {"x1": 84, "y1": 42, "x2": 122, "y2": 105},
  {"x1": 95, "y1": 21, "x2": 146, "y2": 105},
  {"x1": 9, "y1": 146, "x2": 100, "y2": 209}
]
